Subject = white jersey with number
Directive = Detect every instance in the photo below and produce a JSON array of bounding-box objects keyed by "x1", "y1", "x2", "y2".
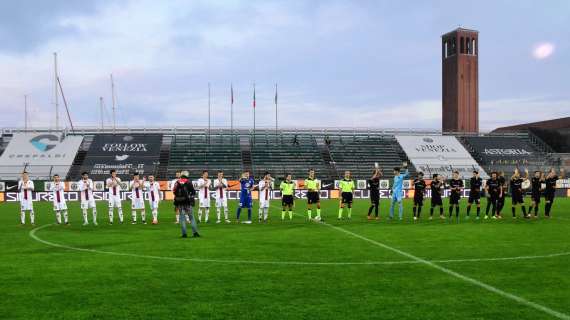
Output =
[
  {"x1": 130, "y1": 180, "x2": 145, "y2": 210},
  {"x1": 213, "y1": 178, "x2": 228, "y2": 207},
  {"x1": 258, "y1": 180, "x2": 271, "y2": 208},
  {"x1": 197, "y1": 178, "x2": 211, "y2": 207},
  {"x1": 18, "y1": 180, "x2": 34, "y2": 211},
  {"x1": 106, "y1": 177, "x2": 122, "y2": 208},
  {"x1": 78, "y1": 179, "x2": 96, "y2": 209},
  {"x1": 50, "y1": 182, "x2": 67, "y2": 211},
  {"x1": 145, "y1": 181, "x2": 161, "y2": 210}
]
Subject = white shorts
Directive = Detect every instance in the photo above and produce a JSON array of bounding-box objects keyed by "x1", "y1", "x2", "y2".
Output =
[
  {"x1": 53, "y1": 201, "x2": 68, "y2": 211},
  {"x1": 108, "y1": 196, "x2": 122, "y2": 208},
  {"x1": 81, "y1": 200, "x2": 96, "y2": 209},
  {"x1": 148, "y1": 200, "x2": 159, "y2": 210},
  {"x1": 259, "y1": 199, "x2": 270, "y2": 209},
  {"x1": 20, "y1": 200, "x2": 34, "y2": 211},
  {"x1": 132, "y1": 197, "x2": 145, "y2": 210},
  {"x1": 199, "y1": 198, "x2": 211, "y2": 208},
  {"x1": 215, "y1": 197, "x2": 228, "y2": 208}
]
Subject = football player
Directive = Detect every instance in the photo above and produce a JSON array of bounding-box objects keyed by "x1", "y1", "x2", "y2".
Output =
[
  {"x1": 18, "y1": 171, "x2": 35, "y2": 225},
  {"x1": 213, "y1": 171, "x2": 230, "y2": 223},
  {"x1": 412, "y1": 172, "x2": 426, "y2": 221},
  {"x1": 145, "y1": 175, "x2": 161, "y2": 224},
  {"x1": 51, "y1": 174, "x2": 69, "y2": 225},
  {"x1": 106, "y1": 169, "x2": 124, "y2": 224},
  {"x1": 389, "y1": 163, "x2": 409, "y2": 220},
  {"x1": 130, "y1": 172, "x2": 146, "y2": 224},
  {"x1": 258, "y1": 172, "x2": 273, "y2": 222},
  {"x1": 196, "y1": 170, "x2": 211, "y2": 223},
  {"x1": 78, "y1": 172, "x2": 97, "y2": 225},
  {"x1": 466, "y1": 170, "x2": 482, "y2": 219}
]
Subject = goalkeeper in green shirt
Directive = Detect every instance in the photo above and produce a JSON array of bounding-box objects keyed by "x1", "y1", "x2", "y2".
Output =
[
  {"x1": 305, "y1": 169, "x2": 321, "y2": 220},
  {"x1": 338, "y1": 171, "x2": 355, "y2": 220},
  {"x1": 280, "y1": 174, "x2": 295, "y2": 220}
]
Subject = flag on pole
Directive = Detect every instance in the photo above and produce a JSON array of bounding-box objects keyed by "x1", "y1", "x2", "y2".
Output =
[
  {"x1": 274, "y1": 84, "x2": 278, "y2": 105},
  {"x1": 231, "y1": 84, "x2": 234, "y2": 105},
  {"x1": 253, "y1": 84, "x2": 256, "y2": 108}
]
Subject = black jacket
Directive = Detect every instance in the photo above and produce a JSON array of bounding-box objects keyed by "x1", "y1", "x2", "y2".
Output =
[{"x1": 173, "y1": 180, "x2": 196, "y2": 207}]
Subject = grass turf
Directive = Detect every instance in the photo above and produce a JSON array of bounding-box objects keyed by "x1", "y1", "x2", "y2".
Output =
[{"x1": 0, "y1": 197, "x2": 569, "y2": 320}]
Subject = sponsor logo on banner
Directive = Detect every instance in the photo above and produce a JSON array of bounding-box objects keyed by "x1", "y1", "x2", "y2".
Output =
[
  {"x1": 357, "y1": 180, "x2": 367, "y2": 189},
  {"x1": 395, "y1": 135, "x2": 488, "y2": 179},
  {"x1": 380, "y1": 180, "x2": 389, "y2": 189},
  {"x1": 0, "y1": 182, "x2": 5, "y2": 192},
  {"x1": 81, "y1": 134, "x2": 162, "y2": 179},
  {"x1": 0, "y1": 133, "x2": 83, "y2": 167},
  {"x1": 483, "y1": 148, "x2": 532, "y2": 156}
]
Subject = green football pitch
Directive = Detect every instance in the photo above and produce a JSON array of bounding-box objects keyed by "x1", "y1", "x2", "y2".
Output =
[{"x1": 1, "y1": 197, "x2": 569, "y2": 320}]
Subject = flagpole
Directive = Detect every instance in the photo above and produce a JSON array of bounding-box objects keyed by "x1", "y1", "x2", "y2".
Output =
[
  {"x1": 54, "y1": 52, "x2": 59, "y2": 130},
  {"x1": 24, "y1": 94, "x2": 28, "y2": 130},
  {"x1": 230, "y1": 83, "x2": 234, "y2": 135},
  {"x1": 208, "y1": 82, "x2": 211, "y2": 143},
  {"x1": 275, "y1": 83, "x2": 278, "y2": 136},
  {"x1": 253, "y1": 82, "x2": 256, "y2": 144}
]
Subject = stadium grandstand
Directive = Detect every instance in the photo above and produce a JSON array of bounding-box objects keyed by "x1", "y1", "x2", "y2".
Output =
[{"x1": 0, "y1": 127, "x2": 562, "y2": 182}]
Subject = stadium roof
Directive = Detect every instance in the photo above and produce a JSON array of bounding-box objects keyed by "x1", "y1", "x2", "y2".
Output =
[{"x1": 492, "y1": 117, "x2": 570, "y2": 133}]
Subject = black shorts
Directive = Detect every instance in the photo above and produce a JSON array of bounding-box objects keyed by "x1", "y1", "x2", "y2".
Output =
[
  {"x1": 431, "y1": 196, "x2": 442, "y2": 207},
  {"x1": 531, "y1": 192, "x2": 541, "y2": 204},
  {"x1": 512, "y1": 192, "x2": 524, "y2": 205},
  {"x1": 307, "y1": 191, "x2": 320, "y2": 204},
  {"x1": 341, "y1": 192, "x2": 353, "y2": 204},
  {"x1": 414, "y1": 195, "x2": 424, "y2": 206},
  {"x1": 449, "y1": 192, "x2": 461, "y2": 205},
  {"x1": 282, "y1": 195, "x2": 294, "y2": 206},
  {"x1": 468, "y1": 191, "x2": 480, "y2": 204}
]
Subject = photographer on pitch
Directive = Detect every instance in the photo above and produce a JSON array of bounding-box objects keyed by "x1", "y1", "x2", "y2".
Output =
[{"x1": 173, "y1": 171, "x2": 200, "y2": 238}]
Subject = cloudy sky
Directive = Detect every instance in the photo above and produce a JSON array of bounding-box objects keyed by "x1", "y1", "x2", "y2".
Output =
[{"x1": 0, "y1": 0, "x2": 568, "y2": 131}]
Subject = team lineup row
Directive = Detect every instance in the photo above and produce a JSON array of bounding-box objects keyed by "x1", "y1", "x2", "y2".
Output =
[{"x1": 13, "y1": 164, "x2": 565, "y2": 227}]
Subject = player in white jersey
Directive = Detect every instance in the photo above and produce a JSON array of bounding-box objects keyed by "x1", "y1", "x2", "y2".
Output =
[
  {"x1": 196, "y1": 170, "x2": 211, "y2": 223},
  {"x1": 50, "y1": 174, "x2": 69, "y2": 225},
  {"x1": 130, "y1": 172, "x2": 146, "y2": 224},
  {"x1": 144, "y1": 175, "x2": 161, "y2": 224},
  {"x1": 78, "y1": 172, "x2": 97, "y2": 226},
  {"x1": 213, "y1": 171, "x2": 230, "y2": 223},
  {"x1": 258, "y1": 172, "x2": 273, "y2": 223},
  {"x1": 18, "y1": 171, "x2": 35, "y2": 225},
  {"x1": 106, "y1": 169, "x2": 124, "y2": 224}
]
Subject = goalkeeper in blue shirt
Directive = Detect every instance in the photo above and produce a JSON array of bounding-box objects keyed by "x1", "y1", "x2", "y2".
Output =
[
  {"x1": 236, "y1": 171, "x2": 255, "y2": 224},
  {"x1": 389, "y1": 162, "x2": 410, "y2": 220}
]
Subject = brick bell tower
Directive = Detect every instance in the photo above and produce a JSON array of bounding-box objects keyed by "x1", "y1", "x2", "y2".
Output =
[{"x1": 442, "y1": 28, "x2": 479, "y2": 133}]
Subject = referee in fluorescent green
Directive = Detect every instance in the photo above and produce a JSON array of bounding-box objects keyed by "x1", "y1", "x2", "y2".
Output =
[
  {"x1": 280, "y1": 174, "x2": 295, "y2": 220},
  {"x1": 305, "y1": 169, "x2": 321, "y2": 220},
  {"x1": 338, "y1": 171, "x2": 355, "y2": 220}
]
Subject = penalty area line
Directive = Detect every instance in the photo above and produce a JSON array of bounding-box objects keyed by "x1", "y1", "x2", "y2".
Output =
[{"x1": 319, "y1": 221, "x2": 570, "y2": 320}]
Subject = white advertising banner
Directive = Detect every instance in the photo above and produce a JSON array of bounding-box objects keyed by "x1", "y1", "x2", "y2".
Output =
[
  {"x1": 395, "y1": 135, "x2": 488, "y2": 179},
  {"x1": 0, "y1": 133, "x2": 83, "y2": 178}
]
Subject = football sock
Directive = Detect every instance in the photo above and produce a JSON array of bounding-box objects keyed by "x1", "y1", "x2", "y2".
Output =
[
  {"x1": 512, "y1": 207, "x2": 516, "y2": 217},
  {"x1": 30, "y1": 210, "x2": 35, "y2": 224},
  {"x1": 82, "y1": 209, "x2": 89, "y2": 224},
  {"x1": 338, "y1": 208, "x2": 343, "y2": 219},
  {"x1": 368, "y1": 205, "x2": 373, "y2": 216},
  {"x1": 92, "y1": 209, "x2": 98, "y2": 223},
  {"x1": 281, "y1": 210, "x2": 285, "y2": 220},
  {"x1": 247, "y1": 208, "x2": 252, "y2": 221},
  {"x1": 374, "y1": 205, "x2": 378, "y2": 217},
  {"x1": 118, "y1": 208, "x2": 124, "y2": 223},
  {"x1": 132, "y1": 211, "x2": 137, "y2": 223},
  {"x1": 348, "y1": 208, "x2": 352, "y2": 218},
  {"x1": 258, "y1": 208, "x2": 263, "y2": 220},
  {"x1": 205, "y1": 210, "x2": 209, "y2": 223},
  {"x1": 545, "y1": 203, "x2": 552, "y2": 216},
  {"x1": 413, "y1": 206, "x2": 417, "y2": 217},
  {"x1": 417, "y1": 206, "x2": 422, "y2": 218},
  {"x1": 534, "y1": 206, "x2": 538, "y2": 216},
  {"x1": 224, "y1": 207, "x2": 229, "y2": 220},
  {"x1": 522, "y1": 206, "x2": 527, "y2": 216},
  {"x1": 476, "y1": 206, "x2": 480, "y2": 217},
  {"x1": 430, "y1": 207, "x2": 434, "y2": 216},
  {"x1": 263, "y1": 208, "x2": 269, "y2": 220},
  {"x1": 198, "y1": 209, "x2": 203, "y2": 222},
  {"x1": 455, "y1": 206, "x2": 459, "y2": 218},
  {"x1": 56, "y1": 211, "x2": 62, "y2": 224},
  {"x1": 141, "y1": 210, "x2": 146, "y2": 222},
  {"x1": 236, "y1": 207, "x2": 241, "y2": 220},
  {"x1": 152, "y1": 209, "x2": 157, "y2": 221},
  {"x1": 449, "y1": 207, "x2": 453, "y2": 217},
  {"x1": 439, "y1": 207, "x2": 443, "y2": 216},
  {"x1": 20, "y1": 211, "x2": 25, "y2": 224},
  {"x1": 307, "y1": 209, "x2": 312, "y2": 219},
  {"x1": 63, "y1": 210, "x2": 68, "y2": 224},
  {"x1": 466, "y1": 205, "x2": 471, "y2": 216},
  {"x1": 217, "y1": 207, "x2": 221, "y2": 221},
  {"x1": 316, "y1": 208, "x2": 321, "y2": 218},
  {"x1": 109, "y1": 209, "x2": 114, "y2": 222}
]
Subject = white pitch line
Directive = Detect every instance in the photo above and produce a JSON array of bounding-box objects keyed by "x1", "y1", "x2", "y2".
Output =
[{"x1": 319, "y1": 221, "x2": 570, "y2": 320}]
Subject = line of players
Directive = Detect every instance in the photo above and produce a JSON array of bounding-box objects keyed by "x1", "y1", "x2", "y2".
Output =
[
  {"x1": 16, "y1": 165, "x2": 565, "y2": 226},
  {"x1": 404, "y1": 167, "x2": 565, "y2": 221}
]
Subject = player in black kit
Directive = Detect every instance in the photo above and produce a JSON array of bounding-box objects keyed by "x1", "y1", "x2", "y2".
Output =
[
  {"x1": 485, "y1": 172, "x2": 502, "y2": 219},
  {"x1": 510, "y1": 168, "x2": 529, "y2": 219},
  {"x1": 466, "y1": 170, "x2": 482, "y2": 219},
  {"x1": 367, "y1": 168, "x2": 382, "y2": 220},
  {"x1": 429, "y1": 174, "x2": 445, "y2": 220},
  {"x1": 544, "y1": 168, "x2": 565, "y2": 218},
  {"x1": 528, "y1": 170, "x2": 544, "y2": 217},
  {"x1": 497, "y1": 171, "x2": 507, "y2": 216},
  {"x1": 448, "y1": 171, "x2": 464, "y2": 220},
  {"x1": 412, "y1": 172, "x2": 426, "y2": 221}
]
